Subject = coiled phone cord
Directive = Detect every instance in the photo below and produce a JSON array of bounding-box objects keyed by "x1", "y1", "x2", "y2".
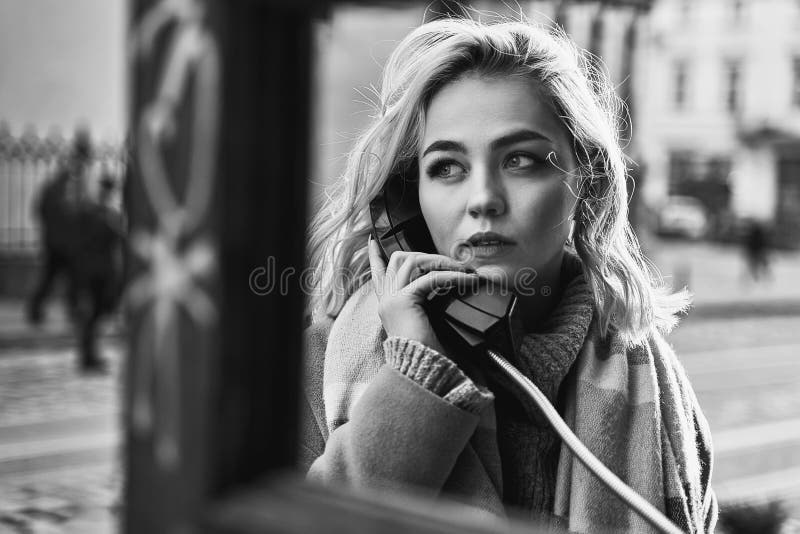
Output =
[{"x1": 485, "y1": 349, "x2": 684, "y2": 534}]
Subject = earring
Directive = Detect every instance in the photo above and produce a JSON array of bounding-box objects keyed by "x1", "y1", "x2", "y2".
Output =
[{"x1": 566, "y1": 219, "x2": 575, "y2": 247}]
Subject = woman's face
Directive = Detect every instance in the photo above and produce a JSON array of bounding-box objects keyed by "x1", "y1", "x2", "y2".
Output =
[{"x1": 418, "y1": 74, "x2": 579, "y2": 288}]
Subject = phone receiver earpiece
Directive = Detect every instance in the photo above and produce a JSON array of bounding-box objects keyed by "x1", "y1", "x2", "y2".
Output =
[{"x1": 371, "y1": 211, "x2": 436, "y2": 264}]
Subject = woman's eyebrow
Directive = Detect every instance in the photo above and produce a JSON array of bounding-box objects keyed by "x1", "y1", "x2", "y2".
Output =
[
  {"x1": 490, "y1": 129, "x2": 552, "y2": 151},
  {"x1": 422, "y1": 140, "x2": 468, "y2": 157},
  {"x1": 422, "y1": 130, "x2": 553, "y2": 157}
]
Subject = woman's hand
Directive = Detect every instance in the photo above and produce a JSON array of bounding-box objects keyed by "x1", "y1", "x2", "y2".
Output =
[{"x1": 367, "y1": 236, "x2": 479, "y2": 355}]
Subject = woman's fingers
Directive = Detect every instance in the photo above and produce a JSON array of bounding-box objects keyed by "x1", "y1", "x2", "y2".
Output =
[
  {"x1": 405, "y1": 270, "x2": 481, "y2": 299},
  {"x1": 370, "y1": 241, "x2": 478, "y2": 298},
  {"x1": 369, "y1": 243, "x2": 483, "y2": 350},
  {"x1": 396, "y1": 253, "x2": 475, "y2": 284},
  {"x1": 386, "y1": 250, "x2": 464, "y2": 274}
]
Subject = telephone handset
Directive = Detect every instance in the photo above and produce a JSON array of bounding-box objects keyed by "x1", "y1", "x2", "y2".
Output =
[
  {"x1": 368, "y1": 175, "x2": 684, "y2": 534},
  {"x1": 368, "y1": 173, "x2": 518, "y2": 360}
]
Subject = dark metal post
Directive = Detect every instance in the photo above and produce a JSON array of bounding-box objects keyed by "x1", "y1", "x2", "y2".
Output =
[
  {"x1": 125, "y1": 0, "x2": 320, "y2": 531},
  {"x1": 213, "y1": 0, "x2": 320, "y2": 490},
  {"x1": 124, "y1": 0, "x2": 222, "y2": 531}
]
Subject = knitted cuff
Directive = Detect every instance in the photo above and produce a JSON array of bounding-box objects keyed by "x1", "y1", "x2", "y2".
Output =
[{"x1": 383, "y1": 336, "x2": 493, "y2": 414}]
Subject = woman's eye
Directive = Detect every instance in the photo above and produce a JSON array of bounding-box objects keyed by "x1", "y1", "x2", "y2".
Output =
[
  {"x1": 505, "y1": 153, "x2": 541, "y2": 170},
  {"x1": 427, "y1": 161, "x2": 465, "y2": 180}
]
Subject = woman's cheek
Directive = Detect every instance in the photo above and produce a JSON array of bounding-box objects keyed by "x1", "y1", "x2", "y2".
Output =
[
  {"x1": 518, "y1": 185, "x2": 573, "y2": 248},
  {"x1": 521, "y1": 182, "x2": 563, "y2": 223},
  {"x1": 420, "y1": 194, "x2": 452, "y2": 255}
]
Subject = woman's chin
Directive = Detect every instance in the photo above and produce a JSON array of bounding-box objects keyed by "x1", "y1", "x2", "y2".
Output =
[{"x1": 470, "y1": 262, "x2": 547, "y2": 294}]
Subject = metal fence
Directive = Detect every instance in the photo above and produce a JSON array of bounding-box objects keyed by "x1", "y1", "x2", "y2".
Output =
[{"x1": 0, "y1": 123, "x2": 126, "y2": 253}]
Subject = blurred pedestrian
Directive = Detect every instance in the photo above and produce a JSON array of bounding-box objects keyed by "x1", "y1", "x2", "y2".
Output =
[
  {"x1": 27, "y1": 128, "x2": 126, "y2": 373},
  {"x1": 27, "y1": 128, "x2": 92, "y2": 325},
  {"x1": 743, "y1": 220, "x2": 771, "y2": 282},
  {"x1": 71, "y1": 173, "x2": 126, "y2": 372}
]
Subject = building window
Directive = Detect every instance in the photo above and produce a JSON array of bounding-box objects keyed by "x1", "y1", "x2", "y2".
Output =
[
  {"x1": 707, "y1": 157, "x2": 732, "y2": 184},
  {"x1": 725, "y1": 60, "x2": 741, "y2": 113},
  {"x1": 793, "y1": 57, "x2": 800, "y2": 108},
  {"x1": 668, "y1": 151, "x2": 693, "y2": 194},
  {"x1": 674, "y1": 61, "x2": 688, "y2": 110},
  {"x1": 668, "y1": 153, "x2": 732, "y2": 213}
]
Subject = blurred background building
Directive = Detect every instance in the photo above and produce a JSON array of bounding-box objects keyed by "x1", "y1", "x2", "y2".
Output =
[
  {"x1": 4, "y1": 0, "x2": 799, "y2": 273},
  {"x1": 311, "y1": 0, "x2": 800, "y2": 251},
  {"x1": 638, "y1": 0, "x2": 800, "y2": 248}
]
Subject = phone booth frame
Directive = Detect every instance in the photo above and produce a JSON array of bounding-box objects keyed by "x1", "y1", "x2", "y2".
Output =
[{"x1": 124, "y1": 1, "x2": 651, "y2": 532}]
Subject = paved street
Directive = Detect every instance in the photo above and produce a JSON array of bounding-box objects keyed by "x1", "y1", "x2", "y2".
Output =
[
  {"x1": 669, "y1": 315, "x2": 800, "y2": 518},
  {"x1": 0, "y1": 343, "x2": 122, "y2": 533}
]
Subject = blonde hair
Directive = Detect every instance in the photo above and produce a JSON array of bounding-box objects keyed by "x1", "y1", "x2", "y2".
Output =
[{"x1": 307, "y1": 15, "x2": 689, "y2": 346}]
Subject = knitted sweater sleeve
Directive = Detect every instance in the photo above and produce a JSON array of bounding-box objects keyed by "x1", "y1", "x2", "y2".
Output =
[
  {"x1": 382, "y1": 336, "x2": 494, "y2": 414},
  {"x1": 299, "y1": 324, "x2": 495, "y2": 496}
]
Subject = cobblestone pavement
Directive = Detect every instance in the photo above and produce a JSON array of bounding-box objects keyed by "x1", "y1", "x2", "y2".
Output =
[
  {"x1": 0, "y1": 342, "x2": 122, "y2": 534},
  {"x1": 0, "y1": 464, "x2": 120, "y2": 534},
  {"x1": 0, "y1": 350, "x2": 121, "y2": 426}
]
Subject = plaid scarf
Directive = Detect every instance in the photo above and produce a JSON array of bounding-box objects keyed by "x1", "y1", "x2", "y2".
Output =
[
  {"x1": 322, "y1": 270, "x2": 717, "y2": 533},
  {"x1": 551, "y1": 307, "x2": 718, "y2": 533}
]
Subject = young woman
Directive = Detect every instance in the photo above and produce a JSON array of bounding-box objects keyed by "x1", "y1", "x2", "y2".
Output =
[{"x1": 300, "y1": 16, "x2": 716, "y2": 533}]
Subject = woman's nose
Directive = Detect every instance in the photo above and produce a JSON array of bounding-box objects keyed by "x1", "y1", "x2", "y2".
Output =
[{"x1": 466, "y1": 169, "x2": 506, "y2": 218}]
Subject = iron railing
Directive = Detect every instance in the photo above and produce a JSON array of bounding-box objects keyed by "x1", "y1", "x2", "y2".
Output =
[{"x1": 0, "y1": 123, "x2": 127, "y2": 253}]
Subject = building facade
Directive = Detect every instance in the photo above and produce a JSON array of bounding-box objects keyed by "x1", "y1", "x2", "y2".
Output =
[{"x1": 637, "y1": 0, "x2": 800, "y2": 245}]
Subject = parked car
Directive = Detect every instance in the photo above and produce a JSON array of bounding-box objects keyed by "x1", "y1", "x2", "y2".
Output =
[{"x1": 656, "y1": 196, "x2": 709, "y2": 240}]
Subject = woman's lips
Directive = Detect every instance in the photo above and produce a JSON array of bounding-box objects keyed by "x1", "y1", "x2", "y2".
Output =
[
  {"x1": 458, "y1": 232, "x2": 516, "y2": 260},
  {"x1": 456, "y1": 241, "x2": 515, "y2": 260}
]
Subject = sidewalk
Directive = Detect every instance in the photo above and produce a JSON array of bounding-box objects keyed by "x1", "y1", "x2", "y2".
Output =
[
  {"x1": 0, "y1": 300, "x2": 122, "y2": 351},
  {"x1": 645, "y1": 237, "x2": 800, "y2": 318},
  {"x1": 0, "y1": 346, "x2": 122, "y2": 534}
]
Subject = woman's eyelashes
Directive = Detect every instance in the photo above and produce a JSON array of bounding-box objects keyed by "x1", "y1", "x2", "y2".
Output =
[
  {"x1": 504, "y1": 152, "x2": 546, "y2": 172},
  {"x1": 424, "y1": 151, "x2": 548, "y2": 180},
  {"x1": 425, "y1": 158, "x2": 466, "y2": 180}
]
